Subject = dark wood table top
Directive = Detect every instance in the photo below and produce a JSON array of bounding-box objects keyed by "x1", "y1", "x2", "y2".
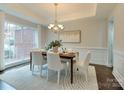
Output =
[{"x1": 42, "y1": 51, "x2": 75, "y2": 59}]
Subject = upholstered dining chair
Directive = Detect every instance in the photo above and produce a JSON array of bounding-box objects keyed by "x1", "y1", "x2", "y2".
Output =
[
  {"x1": 74, "y1": 51, "x2": 91, "y2": 82},
  {"x1": 61, "y1": 51, "x2": 79, "y2": 74},
  {"x1": 32, "y1": 51, "x2": 47, "y2": 76},
  {"x1": 47, "y1": 52, "x2": 67, "y2": 84}
]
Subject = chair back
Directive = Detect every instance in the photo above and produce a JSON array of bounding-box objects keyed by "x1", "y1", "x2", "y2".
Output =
[
  {"x1": 47, "y1": 52, "x2": 63, "y2": 71},
  {"x1": 32, "y1": 51, "x2": 45, "y2": 65},
  {"x1": 83, "y1": 51, "x2": 91, "y2": 68},
  {"x1": 75, "y1": 52, "x2": 79, "y2": 62}
]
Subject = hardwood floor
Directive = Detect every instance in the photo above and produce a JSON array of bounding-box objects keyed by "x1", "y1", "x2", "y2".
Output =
[
  {"x1": 0, "y1": 63, "x2": 123, "y2": 90},
  {"x1": 92, "y1": 64, "x2": 123, "y2": 90}
]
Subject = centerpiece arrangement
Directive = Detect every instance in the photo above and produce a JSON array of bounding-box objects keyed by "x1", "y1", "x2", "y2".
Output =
[{"x1": 46, "y1": 40, "x2": 62, "y2": 52}]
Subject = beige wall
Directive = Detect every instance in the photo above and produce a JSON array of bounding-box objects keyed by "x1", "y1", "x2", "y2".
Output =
[
  {"x1": 109, "y1": 4, "x2": 124, "y2": 89},
  {"x1": 35, "y1": 25, "x2": 47, "y2": 49},
  {"x1": 0, "y1": 4, "x2": 46, "y2": 24},
  {"x1": 109, "y1": 4, "x2": 124, "y2": 52},
  {"x1": 5, "y1": 14, "x2": 37, "y2": 28},
  {"x1": 46, "y1": 17, "x2": 107, "y2": 48},
  {"x1": 40, "y1": 26, "x2": 47, "y2": 48}
]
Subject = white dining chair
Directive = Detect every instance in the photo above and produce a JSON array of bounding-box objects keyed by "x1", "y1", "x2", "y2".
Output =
[
  {"x1": 61, "y1": 51, "x2": 79, "y2": 74},
  {"x1": 32, "y1": 51, "x2": 47, "y2": 76},
  {"x1": 74, "y1": 51, "x2": 91, "y2": 82},
  {"x1": 47, "y1": 52, "x2": 67, "y2": 84}
]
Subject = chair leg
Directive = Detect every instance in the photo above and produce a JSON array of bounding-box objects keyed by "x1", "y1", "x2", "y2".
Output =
[
  {"x1": 85, "y1": 71, "x2": 88, "y2": 82},
  {"x1": 37, "y1": 65, "x2": 40, "y2": 71},
  {"x1": 46, "y1": 67, "x2": 48, "y2": 76},
  {"x1": 65, "y1": 68, "x2": 67, "y2": 76},
  {"x1": 58, "y1": 71, "x2": 60, "y2": 84},
  {"x1": 40, "y1": 65, "x2": 42, "y2": 77},
  {"x1": 47, "y1": 69, "x2": 49, "y2": 81},
  {"x1": 66, "y1": 62, "x2": 70, "y2": 74},
  {"x1": 32, "y1": 64, "x2": 34, "y2": 75}
]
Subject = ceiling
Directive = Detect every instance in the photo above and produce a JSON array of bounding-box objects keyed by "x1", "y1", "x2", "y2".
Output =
[
  {"x1": 22, "y1": 3, "x2": 97, "y2": 22},
  {"x1": 95, "y1": 3, "x2": 116, "y2": 19},
  {"x1": 0, "y1": 3, "x2": 116, "y2": 25}
]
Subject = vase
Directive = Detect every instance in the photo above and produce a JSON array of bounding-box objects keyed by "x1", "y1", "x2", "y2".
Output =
[{"x1": 53, "y1": 46, "x2": 58, "y2": 53}]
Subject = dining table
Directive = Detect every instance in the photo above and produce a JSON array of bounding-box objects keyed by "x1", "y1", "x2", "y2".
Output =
[{"x1": 30, "y1": 51, "x2": 76, "y2": 84}]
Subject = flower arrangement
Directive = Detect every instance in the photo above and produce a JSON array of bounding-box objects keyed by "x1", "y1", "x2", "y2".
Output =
[{"x1": 45, "y1": 40, "x2": 62, "y2": 50}]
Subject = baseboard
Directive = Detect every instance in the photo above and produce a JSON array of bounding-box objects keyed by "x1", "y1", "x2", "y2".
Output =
[
  {"x1": 5, "y1": 59, "x2": 29, "y2": 69},
  {"x1": 112, "y1": 69, "x2": 124, "y2": 89},
  {"x1": 90, "y1": 61, "x2": 106, "y2": 66},
  {"x1": 113, "y1": 50, "x2": 124, "y2": 89},
  {"x1": 106, "y1": 64, "x2": 113, "y2": 67}
]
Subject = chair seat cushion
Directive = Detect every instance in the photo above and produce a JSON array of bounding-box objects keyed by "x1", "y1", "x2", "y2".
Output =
[
  {"x1": 74, "y1": 61, "x2": 86, "y2": 71},
  {"x1": 61, "y1": 58, "x2": 70, "y2": 63},
  {"x1": 76, "y1": 61, "x2": 85, "y2": 67}
]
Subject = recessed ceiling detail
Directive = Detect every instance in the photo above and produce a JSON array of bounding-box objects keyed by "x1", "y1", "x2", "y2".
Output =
[
  {"x1": 22, "y1": 3, "x2": 97, "y2": 23},
  {"x1": 0, "y1": 3, "x2": 116, "y2": 25}
]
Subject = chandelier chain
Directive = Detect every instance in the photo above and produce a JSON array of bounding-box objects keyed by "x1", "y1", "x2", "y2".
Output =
[
  {"x1": 48, "y1": 3, "x2": 64, "y2": 33},
  {"x1": 55, "y1": 3, "x2": 57, "y2": 23}
]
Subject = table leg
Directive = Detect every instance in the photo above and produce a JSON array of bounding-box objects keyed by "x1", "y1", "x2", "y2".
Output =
[
  {"x1": 30, "y1": 52, "x2": 32, "y2": 71},
  {"x1": 71, "y1": 58, "x2": 73, "y2": 84}
]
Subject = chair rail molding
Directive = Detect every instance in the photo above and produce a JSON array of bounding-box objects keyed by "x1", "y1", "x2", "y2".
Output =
[
  {"x1": 112, "y1": 50, "x2": 124, "y2": 89},
  {"x1": 67, "y1": 47, "x2": 108, "y2": 66}
]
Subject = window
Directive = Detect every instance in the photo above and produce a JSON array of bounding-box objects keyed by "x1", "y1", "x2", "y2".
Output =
[{"x1": 4, "y1": 22, "x2": 37, "y2": 64}]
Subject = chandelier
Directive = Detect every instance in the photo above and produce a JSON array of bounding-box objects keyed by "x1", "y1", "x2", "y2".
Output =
[{"x1": 48, "y1": 3, "x2": 64, "y2": 33}]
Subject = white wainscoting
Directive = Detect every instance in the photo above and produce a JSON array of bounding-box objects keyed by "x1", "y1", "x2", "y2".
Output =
[
  {"x1": 112, "y1": 50, "x2": 124, "y2": 89},
  {"x1": 89, "y1": 48, "x2": 108, "y2": 66},
  {"x1": 66, "y1": 47, "x2": 108, "y2": 66}
]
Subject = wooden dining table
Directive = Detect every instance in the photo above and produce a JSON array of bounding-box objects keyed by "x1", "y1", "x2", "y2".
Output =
[{"x1": 30, "y1": 51, "x2": 76, "y2": 84}]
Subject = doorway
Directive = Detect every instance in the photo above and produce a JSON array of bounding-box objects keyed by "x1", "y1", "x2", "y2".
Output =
[{"x1": 108, "y1": 17, "x2": 114, "y2": 67}]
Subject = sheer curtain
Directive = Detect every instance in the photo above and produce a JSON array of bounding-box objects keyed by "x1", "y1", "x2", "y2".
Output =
[
  {"x1": 0, "y1": 13, "x2": 39, "y2": 70},
  {"x1": 4, "y1": 22, "x2": 37, "y2": 65},
  {"x1": 0, "y1": 12, "x2": 5, "y2": 71}
]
